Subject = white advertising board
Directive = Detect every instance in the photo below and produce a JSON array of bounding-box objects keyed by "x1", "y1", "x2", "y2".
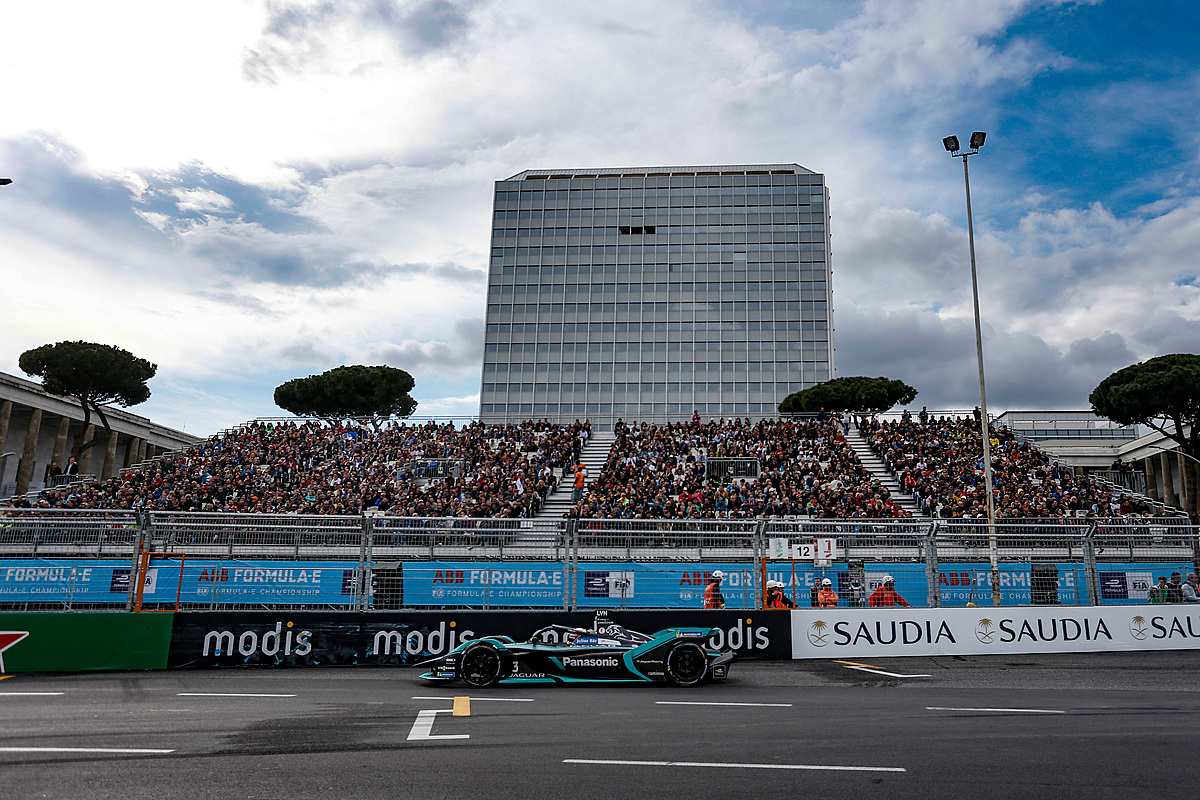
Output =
[{"x1": 791, "y1": 605, "x2": 1200, "y2": 659}]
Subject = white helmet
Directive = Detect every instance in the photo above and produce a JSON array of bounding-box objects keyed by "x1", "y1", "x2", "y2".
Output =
[
  {"x1": 821, "y1": 578, "x2": 833, "y2": 587},
  {"x1": 767, "y1": 580, "x2": 782, "y2": 589},
  {"x1": 711, "y1": 570, "x2": 725, "y2": 580},
  {"x1": 883, "y1": 574, "x2": 894, "y2": 584}
]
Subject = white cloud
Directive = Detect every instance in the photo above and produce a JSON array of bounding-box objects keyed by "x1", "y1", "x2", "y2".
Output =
[{"x1": 0, "y1": 1, "x2": 1195, "y2": 431}]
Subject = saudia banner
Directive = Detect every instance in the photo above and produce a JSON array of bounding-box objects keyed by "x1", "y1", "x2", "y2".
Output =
[
  {"x1": 790, "y1": 604, "x2": 1200, "y2": 659},
  {"x1": 168, "y1": 609, "x2": 792, "y2": 668}
]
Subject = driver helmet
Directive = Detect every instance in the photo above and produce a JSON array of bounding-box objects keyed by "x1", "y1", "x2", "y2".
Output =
[
  {"x1": 821, "y1": 578, "x2": 833, "y2": 587},
  {"x1": 883, "y1": 574, "x2": 894, "y2": 584},
  {"x1": 563, "y1": 627, "x2": 588, "y2": 644},
  {"x1": 766, "y1": 580, "x2": 781, "y2": 589},
  {"x1": 711, "y1": 570, "x2": 725, "y2": 580}
]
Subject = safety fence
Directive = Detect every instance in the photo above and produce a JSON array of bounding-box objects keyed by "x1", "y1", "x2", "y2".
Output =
[{"x1": 0, "y1": 510, "x2": 1195, "y2": 612}]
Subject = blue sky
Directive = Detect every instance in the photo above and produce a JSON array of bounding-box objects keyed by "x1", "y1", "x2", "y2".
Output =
[{"x1": 1, "y1": 0, "x2": 1198, "y2": 434}]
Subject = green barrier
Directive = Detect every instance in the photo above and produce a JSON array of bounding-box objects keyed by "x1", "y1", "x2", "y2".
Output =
[{"x1": 0, "y1": 613, "x2": 173, "y2": 673}]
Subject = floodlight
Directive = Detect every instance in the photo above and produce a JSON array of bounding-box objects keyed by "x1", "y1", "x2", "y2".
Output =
[
  {"x1": 970, "y1": 131, "x2": 987, "y2": 149},
  {"x1": 942, "y1": 135, "x2": 960, "y2": 153}
]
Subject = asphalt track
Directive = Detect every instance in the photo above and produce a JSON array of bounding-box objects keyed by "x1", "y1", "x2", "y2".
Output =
[{"x1": 3, "y1": 652, "x2": 1199, "y2": 800}]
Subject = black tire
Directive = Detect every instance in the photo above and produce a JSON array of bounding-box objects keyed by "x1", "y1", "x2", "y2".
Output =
[
  {"x1": 459, "y1": 642, "x2": 505, "y2": 688},
  {"x1": 664, "y1": 641, "x2": 708, "y2": 687}
]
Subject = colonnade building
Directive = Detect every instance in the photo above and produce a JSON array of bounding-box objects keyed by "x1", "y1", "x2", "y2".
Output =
[{"x1": 0, "y1": 371, "x2": 201, "y2": 497}]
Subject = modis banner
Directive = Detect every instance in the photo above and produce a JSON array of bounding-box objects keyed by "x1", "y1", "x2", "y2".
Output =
[{"x1": 790, "y1": 605, "x2": 1200, "y2": 659}]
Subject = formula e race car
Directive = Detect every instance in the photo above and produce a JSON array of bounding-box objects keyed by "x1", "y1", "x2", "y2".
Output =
[{"x1": 418, "y1": 612, "x2": 733, "y2": 688}]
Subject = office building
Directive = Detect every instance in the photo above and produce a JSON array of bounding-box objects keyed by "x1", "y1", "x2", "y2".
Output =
[{"x1": 479, "y1": 164, "x2": 833, "y2": 424}]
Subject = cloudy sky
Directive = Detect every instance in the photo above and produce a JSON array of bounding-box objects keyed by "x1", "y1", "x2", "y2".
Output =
[{"x1": 1, "y1": 0, "x2": 1197, "y2": 433}]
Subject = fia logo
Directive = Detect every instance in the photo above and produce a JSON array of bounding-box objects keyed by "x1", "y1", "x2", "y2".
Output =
[
  {"x1": 975, "y1": 618, "x2": 996, "y2": 644},
  {"x1": 807, "y1": 620, "x2": 830, "y2": 647}
]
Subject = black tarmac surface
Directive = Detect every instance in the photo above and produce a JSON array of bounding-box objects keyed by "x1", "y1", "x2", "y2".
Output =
[{"x1": 3, "y1": 652, "x2": 1199, "y2": 799}]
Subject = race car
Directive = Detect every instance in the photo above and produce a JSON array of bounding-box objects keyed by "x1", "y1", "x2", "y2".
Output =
[{"x1": 418, "y1": 612, "x2": 733, "y2": 688}]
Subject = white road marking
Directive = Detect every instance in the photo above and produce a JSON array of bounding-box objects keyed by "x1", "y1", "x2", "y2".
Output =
[
  {"x1": 411, "y1": 696, "x2": 533, "y2": 702},
  {"x1": 563, "y1": 759, "x2": 905, "y2": 773},
  {"x1": 0, "y1": 747, "x2": 175, "y2": 755},
  {"x1": 0, "y1": 692, "x2": 65, "y2": 697},
  {"x1": 841, "y1": 665, "x2": 931, "y2": 679},
  {"x1": 655, "y1": 701, "x2": 793, "y2": 708},
  {"x1": 926, "y1": 706, "x2": 1065, "y2": 714},
  {"x1": 407, "y1": 709, "x2": 469, "y2": 741},
  {"x1": 176, "y1": 692, "x2": 296, "y2": 698}
]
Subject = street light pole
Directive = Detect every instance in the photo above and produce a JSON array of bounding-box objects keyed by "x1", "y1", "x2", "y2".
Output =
[{"x1": 945, "y1": 132, "x2": 1000, "y2": 606}]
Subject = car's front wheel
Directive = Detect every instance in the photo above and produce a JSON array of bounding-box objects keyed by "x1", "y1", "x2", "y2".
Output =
[
  {"x1": 664, "y1": 642, "x2": 708, "y2": 687},
  {"x1": 459, "y1": 642, "x2": 505, "y2": 688}
]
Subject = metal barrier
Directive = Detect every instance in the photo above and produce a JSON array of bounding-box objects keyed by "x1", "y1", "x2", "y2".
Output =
[{"x1": 0, "y1": 510, "x2": 1195, "y2": 611}]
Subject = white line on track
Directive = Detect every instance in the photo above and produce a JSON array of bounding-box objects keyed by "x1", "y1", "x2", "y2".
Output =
[
  {"x1": 655, "y1": 701, "x2": 793, "y2": 708},
  {"x1": 407, "y1": 709, "x2": 469, "y2": 741},
  {"x1": 841, "y1": 665, "x2": 931, "y2": 678},
  {"x1": 0, "y1": 692, "x2": 65, "y2": 697},
  {"x1": 176, "y1": 692, "x2": 296, "y2": 698},
  {"x1": 411, "y1": 696, "x2": 533, "y2": 702},
  {"x1": 563, "y1": 759, "x2": 905, "y2": 773},
  {"x1": 0, "y1": 747, "x2": 175, "y2": 755},
  {"x1": 926, "y1": 706, "x2": 1065, "y2": 714}
]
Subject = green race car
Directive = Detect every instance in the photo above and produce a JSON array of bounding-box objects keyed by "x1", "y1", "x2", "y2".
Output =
[{"x1": 418, "y1": 612, "x2": 733, "y2": 688}]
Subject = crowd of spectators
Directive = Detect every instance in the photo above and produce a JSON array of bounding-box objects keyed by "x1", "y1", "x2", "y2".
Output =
[
  {"x1": 6, "y1": 410, "x2": 1177, "y2": 522},
  {"x1": 7, "y1": 419, "x2": 591, "y2": 518},
  {"x1": 570, "y1": 415, "x2": 910, "y2": 519},
  {"x1": 860, "y1": 414, "x2": 1159, "y2": 518}
]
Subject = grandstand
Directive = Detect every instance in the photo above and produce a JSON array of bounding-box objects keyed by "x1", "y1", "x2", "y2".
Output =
[
  {"x1": 2, "y1": 411, "x2": 1180, "y2": 522},
  {"x1": 860, "y1": 414, "x2": 1172, "y2": 519}
]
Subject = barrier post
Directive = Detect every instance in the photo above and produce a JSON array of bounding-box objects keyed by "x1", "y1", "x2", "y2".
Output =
[
  {"x1": 563, "y1": 518, "x2": 576, "y2": 611},
  {"x1": 358, "y1": 514, "x2": 373, "y2": 611},
  {"x1": 754, "y1": 519, "x2": 767, "y2": 609},
  {"x1": 924, "y1": 521, "x2": 940, "y2": 608},
  {"x1": 126, "y1": 512, "x2": 148, "y2": 611},
  {"x1": 1191, "y1": 523, "x2": 1200, "y2": 580},
  {"x1": 1081, "y1": 522, "x2": 1100, "y2": 606}
]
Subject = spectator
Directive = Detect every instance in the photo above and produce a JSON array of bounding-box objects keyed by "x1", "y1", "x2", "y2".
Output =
[
  {"x1": 704, "y1": 570, "x2": 726, "y2": 609},
  {"x1": 1182, "y1": 573, "x2": 1200, "y2": 603},
  {"x1": 817, "y1": 577, "x2": 839, "y2": 608},
  {"x1": 1167, "y1": 573, "x2": 1185, "y2": 603},
  {"x1": 1149, "y1": 576, "x2": 1170, "y2": 604},
  {"x1": 765, "y1": 580, "x2": 795, "y2": 609},
  {"x1": 846, "y1": 576, "x2": 865, "y2": 608},
  {"x1": 573, "y1": 463, "x2": 587, "y2": 502},
  {"x1": 867, "y1": 575, "x2": 910, "y2": 608}
]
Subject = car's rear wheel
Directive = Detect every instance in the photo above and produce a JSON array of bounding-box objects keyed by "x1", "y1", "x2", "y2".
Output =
[
  {"x1": 459, "y1": 642, "x2": 504, "y2": 688},
  {"x1": 664, "y1": 642, "x2": 708, "y2": 687}
]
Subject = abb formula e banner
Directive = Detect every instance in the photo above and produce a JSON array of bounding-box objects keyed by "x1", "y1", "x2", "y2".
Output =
[
  {"x1": 791, "y1": 604, "x2": 1200, "y2": 659},
  {"x1": 402, "y1": 561, "x2": 762, "y2": 608}
]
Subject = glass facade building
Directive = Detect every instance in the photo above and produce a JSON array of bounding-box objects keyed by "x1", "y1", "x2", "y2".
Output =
[{"x1": 478, "y1": 164, "x2": 834, "y2": 424}]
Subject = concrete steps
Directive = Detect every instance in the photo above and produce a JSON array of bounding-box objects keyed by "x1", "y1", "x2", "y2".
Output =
[
  {"x1": 1089, "y1": 472, "x2": 1189, "y2": 518},
  {"x1": 844, "y1": 425, "x2": 925, "y2": 517},
  {"x1": 536, "y1": 431, "x2": 617, "y2": 519}
]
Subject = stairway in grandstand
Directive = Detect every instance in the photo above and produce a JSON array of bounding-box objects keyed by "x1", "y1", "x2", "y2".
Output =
[
  {"x1": 844, "y1": 424, "x2": 925, "y2": 517},
  {"x1": 536, "y1": 429, "x2": 617, "y2": 519}
]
